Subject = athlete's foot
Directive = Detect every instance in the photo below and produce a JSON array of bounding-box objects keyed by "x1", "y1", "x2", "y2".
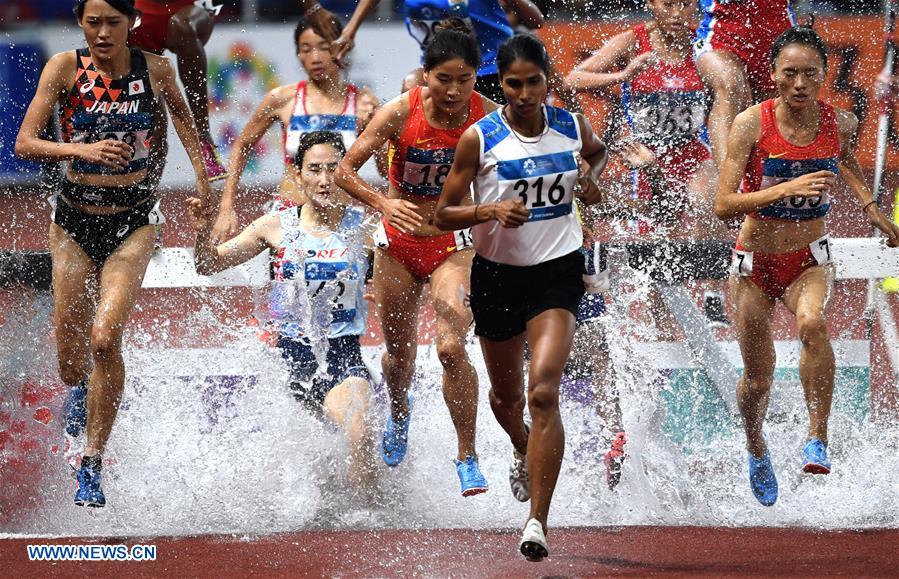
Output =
[
  {"x1": 802, "y1": 438, "x2": 831, "y2": 474},
  {"x1": 63, "y1": 382, "x2": 87, "y2": 438},
  {"x1": 519, "y1": 518, "x2": 549, "y2": 561},
  {"x1": 380, "y1": 395, "x2": 413, "y2": 467},
  {"x1": 703, "y1": 291, "x2": 732, "y2": 328},
  {"x1": 200, "y1": 139, "x2": 228, "y2": 182},
  {"x1": 509, "y1": 445, "x2": 530, "y2": 502},
  {"x1": 604, "y1": 431, "x2": 627, "y2": 491},
  {"x1": 748, "y1": 450, "x2": 778, "y2": 506},
  {"x1": 74, "y1": 455, "x2": 105, "y2": 508},
  {"x1": 454, "y1": 456, "x2": 488, "y2": 497}
]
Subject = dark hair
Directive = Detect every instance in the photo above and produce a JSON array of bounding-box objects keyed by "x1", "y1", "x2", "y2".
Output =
[
  {"x1": 497, "y1": 33, "x2": 550, "y2": 78},
  {"x1": 770, "y1": 25, "x2": 828, "y2": 70},
  {"x1": 423, "y1": 28, "x2": 481, "y2": 72},
  {"x1": 74, "y1": 0, "x2": 139, "y2": 19},
  {"x1": 294, "y1": 131, "x2": 346, "y2": 168},
  {"x1": 294, "y1": 16, "x2": 345, "y2": 53}
]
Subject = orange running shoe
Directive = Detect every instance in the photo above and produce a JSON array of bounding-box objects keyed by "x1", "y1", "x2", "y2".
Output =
[{"x1": 604, "y1": 431, "x2": 627, "y2": 490}]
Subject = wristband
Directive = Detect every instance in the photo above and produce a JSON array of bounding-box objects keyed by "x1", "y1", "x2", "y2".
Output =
[
  {"x1": 862, "y1": 199, "x2": 878, "y2": 214},
  {"x1": 474, "y1": 203, "x2": 480, "y2": 223},
  {"x1": 304, "y1": 2, "x2": 323, "y2": 17}
]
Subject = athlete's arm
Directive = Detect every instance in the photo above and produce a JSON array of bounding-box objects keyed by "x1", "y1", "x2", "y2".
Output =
[
  {"x1": 563, "y1": 30, "x2": 645, "y2": 95},
  {"x1": 335, "y1": 94, "x2": 422, "y2": 232},
  {"x1": 15, "y1": 52, "x2": 131, "y2": 169},
  {"x1": 214, "y1": 87, "x2": 291, "y2": 239},
  {"x1": 836, "y1": 109, "x2": 899, "y2": 246},
  {"x1": 574, "y1": 113, "x2": 608, "y2": 206},
  {"x1": 714, "y1": 107, "x2": 835, "y2": 221},
  {"x1": 331, "y1": 0, "x2": 380, "y2": 63},
  {"x1": 152, "y1": 55, "x2": 212, "y2": 209},
  {"x1": 436, "y1": 128, "x2": 529, "y2": 229},
  {"x1": 190, "y1": 200, "x2": 276, "y2": 275},
  {"x1": 502, "y1": 0, "x2": 545, "y2": 29},
  {"x1": 357, "y1": 87, "x2": 390, "y2": 179}
]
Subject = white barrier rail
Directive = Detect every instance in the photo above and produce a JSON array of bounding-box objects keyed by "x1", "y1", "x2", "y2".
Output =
[{"x1": 144, "y1": 238, "x2": 899, "y2": 289}]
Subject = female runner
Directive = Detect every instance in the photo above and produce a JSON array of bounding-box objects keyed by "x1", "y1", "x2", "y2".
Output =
[
  {"x1": 15, "y1": 0, "x2": 211, "y2": 507},
  {"x1": 192, "y1": 131, "x2": 377, "y2": 491},
  {"x1": 334, "y1": 29, "x2": 498, "y2": 496},
  {"x1": 212, "y1": 16, "x2": 382, "y2": 241},
  {"x1": 715, "y1": 26, "x2": 899, "y2": 506},
  {"x1": 436, "y1": 33, "x2": 607, "y2": 560}
]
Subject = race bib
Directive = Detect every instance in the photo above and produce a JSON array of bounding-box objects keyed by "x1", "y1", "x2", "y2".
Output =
[
  {"x1": 732, "y1": 248, "x2": 753, "y2": 276},
  {"x1": 809, "y1": 235, "x2": 833, "y2": 265},
  {"x1": 401, "y1": 146, "x2": 454, "y2": 197},
  {"x1": 497, "y1": 151, "x2": 578, "y2": 222},
  {"x1": 453, "y1": 228, "x2": 473, "y2": 250},
  {"x1": 630, "y1": 91, "x2": 705, "y2": 143}
]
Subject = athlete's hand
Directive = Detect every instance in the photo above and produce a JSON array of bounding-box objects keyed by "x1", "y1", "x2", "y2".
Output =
[
  {"x1": 865, "y1": 205, "x2": 899, "y2": 248},
  {"x1": 381, "y1": 197, "x2": 423, "y2": 233},
  {"x1": 619, "y1": 52, "x2": 655, "y2": 82},
  {"x1": 211, "y1": 206, "x2": 239, "y2": 244},
  {"x1": 80, "y1": 139, "x2": 133, "y2": 170},
  {"x1": 779, "y1": 170, "x2": 836, "y2": 198},
  {"x1": 618, "y1": 141, "x2": 657, "y2": 170},
  {"x1": 186, "y1": 196, "x2": 213, "y2": 233},
  {"x1": 493, "y1": 200, "x2": 530, "y2": 228},
  {"x1": 331, "y1": 32, "x2": 355, "y2": 66}
]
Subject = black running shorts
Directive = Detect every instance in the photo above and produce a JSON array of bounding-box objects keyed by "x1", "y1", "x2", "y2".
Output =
[{"x1": 470, "y1": 250, "x2": 586, "y2": 342}]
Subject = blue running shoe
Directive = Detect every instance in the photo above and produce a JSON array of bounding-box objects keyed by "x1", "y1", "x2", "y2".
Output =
[
  {"x1": 74, "y1": 456, "x2": 105, "y2": 508},
  {"x1": 381, "y1": 395, "x2": 413, "y2": 467},
  {"x1": 802, "y1": 438, "x2": 831, "y2": 474},
  {"x1": 455, "y1": 456, "x2": 489, "y2": 497},
  {"x1": 63, "y1": 382, "x2": 87, "y2": 438},
  {"x1": 748, "y1": 451, "x2": 778, "y2": 506}
]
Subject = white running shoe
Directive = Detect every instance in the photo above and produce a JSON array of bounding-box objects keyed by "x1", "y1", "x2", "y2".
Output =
[
  {"x1": 519, "y1": 518, "x2": 549, "y2": 561},
  {"x1": 509, "y1": 447, "x2": 530, "y2": 502}
]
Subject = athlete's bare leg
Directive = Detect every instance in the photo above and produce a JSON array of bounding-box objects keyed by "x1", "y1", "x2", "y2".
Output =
[
  {"x1": 696, "y1": 50, "x2": 752, "y2": 168},
  {"x1": 429, "y1": 250, "x2": 479, "y2": 460},
  {"x1": 166, "y1": 5, "x2": 214, "y2": 142},
  {"x1": 372, "y1": 248, "x2": 424, "y2": 420},
  {"x1": 575, "y1": 320, "x2": 623, "y2": 434},
  {"x1": 323, "y1": 376, "x2": 376, "y2": 490},
  {"x1": 49, "y1": 223, "x2": 99, "y2": 387},
  {"x1": 84, "y1": 225, "x2": 156, "y2": 456},
  {"x1": 523, "y1": 309, "x2": 575, "y2": 529},
  {"x1": 731, "y1": 274, "x2": 777, "y2": 458},
  {"x1": 481, "y1": 333, "x2": 529, "y2": 455},
  {"x1": 783, "y1": 264, "x2": 836, "y2": 444}
]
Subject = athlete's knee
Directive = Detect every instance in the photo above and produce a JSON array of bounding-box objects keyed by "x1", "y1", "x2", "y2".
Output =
[
  {"x1": 527, "y1": 382, "x2": 560, "y2": 417},
  {"x1": 740, "y1": 367, "x2": 774, "y2": 393},
  {"x1": 90, "y1": 325, "x2": 123, "y2": 361},
  {"x1": 384, "y1": 349, "x2": 415, "y2": 381},
  {"x1": 490, "y1": 386, "x2": 525, "y2": 413},
  {"x1": 435, "y1": 336, "x2": 468, "y2": 369},
  {"x1": 796, "y1": 311, "x2": 829, "y2": 345}
]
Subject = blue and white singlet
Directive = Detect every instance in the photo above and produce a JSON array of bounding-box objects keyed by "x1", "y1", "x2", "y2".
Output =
[
  {"x1": 471, "y1": 105, "x2": 584, "y2": 266},
  {"x1": 269, "y1": 206, "x2": 369, "y2": 339}
]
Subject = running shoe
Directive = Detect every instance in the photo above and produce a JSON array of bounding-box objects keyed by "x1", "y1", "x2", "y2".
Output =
[
  {"x1": 509, "y1": 445, "x2": 530, "y2": 502},
  {"x1": 454, "y1": 456, "x2": 489, "y2": 497},
  {"x1": 63, "y1": 382, "x2": 87, "y2": 438},
  {"x1": 74, "y1": 455, "x2": 105, "y2": 508},
  {"x1": 200, "y1": 139, "x2": 228, "y2": 182},
  {"x1": 748, "y1": 451, "x2": 778, "y2": 506},
  {"x1": 380, "y1": 395, "x2": 413, "y2": 467},
  {"x1": 604, "y1": 431, "x2": 627, "y2": 491},
  {"x1": 802, "y1": 438, "x2": 831, "y2": 474},
  {"x1": 703, "y1": 291, "x2": 732, "y2": 328},
  {"x1": 519, "y1": 518, "x2": 549, "y2": 561}
]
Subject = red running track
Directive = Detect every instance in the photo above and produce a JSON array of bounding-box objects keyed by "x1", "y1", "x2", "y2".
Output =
[{"x1": 2, "y1": 526, "x2": 897, "y2": 577}]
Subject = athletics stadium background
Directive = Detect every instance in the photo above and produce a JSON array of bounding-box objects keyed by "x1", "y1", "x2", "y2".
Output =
[{"x1": 1, "y1": 0, "x2": 898, "y2": 575}]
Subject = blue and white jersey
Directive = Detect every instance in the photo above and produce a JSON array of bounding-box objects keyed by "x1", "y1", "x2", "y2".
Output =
[
  {"x1": 471, "y1": 105, "x2": 583, "y2": 266},
  {"x1": 403, "y1": 0, "x2": 513, "y2": 77},
  {"x1": 269, "y1": 206, "x2": 369, "y2": 339}
]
